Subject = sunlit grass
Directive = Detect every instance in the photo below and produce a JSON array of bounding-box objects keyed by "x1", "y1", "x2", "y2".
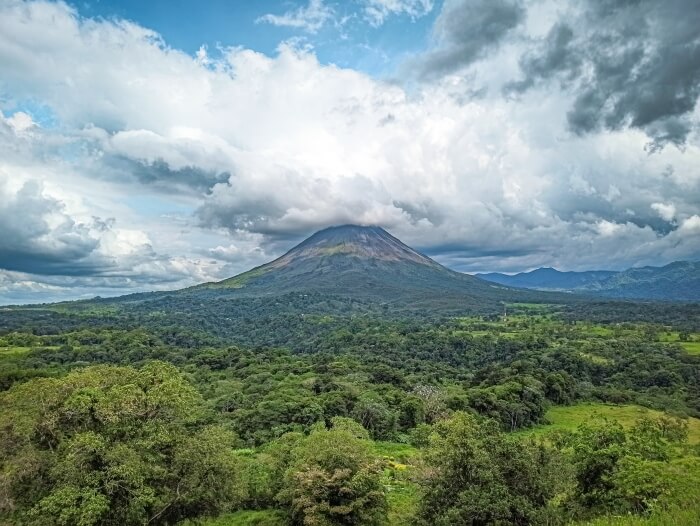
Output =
[
  {"x1": 519, "y1": 403, "x2": 700, "y2": 444},
  {"x1": 679, "y1": 341, "x2": 700, "y2": 355},
  {"x1": 188, "y1": 510, "x2": 286, "y2": 525},
  {"x1": 0, "y1": 346, "x2": 31, "y2": 356}
]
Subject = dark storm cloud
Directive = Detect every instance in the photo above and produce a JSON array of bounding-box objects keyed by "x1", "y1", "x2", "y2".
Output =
[
  {"x1": 0, "y1": 181, "x2": 104, "y2": 275},
  {"x1": 416, "y1": 0, "x2": 525, "y2": 78},
  {"x1": 105, "y1": 156, "x2": 230, "y2": 194},
  {"x1": 505, "y1": 23, "x2": 581, "y2": 93},
  {"x1": 510, "y1": 0, "x2": 700, "y2": 149},
  {"x1": 424, "y1": 244, "x2": 537, "y2": 258}
]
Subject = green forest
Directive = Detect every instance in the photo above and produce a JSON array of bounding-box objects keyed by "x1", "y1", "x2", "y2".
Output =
[{"x1": 1, "y1": 305, "x2": 699, "y2": 525}]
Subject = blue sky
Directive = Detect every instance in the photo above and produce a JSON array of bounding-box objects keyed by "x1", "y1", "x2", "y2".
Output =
[
  {"x1": 74, "y1": 0, "x2": 438, "y2": 76},
  {"x1": 0, "y1": 0, "x2": 699, "y2": 303}
]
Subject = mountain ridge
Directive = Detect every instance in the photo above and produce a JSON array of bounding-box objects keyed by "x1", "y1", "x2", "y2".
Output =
[{"x1": 477, "y1": 261, "x2": 700, "y2": 301}]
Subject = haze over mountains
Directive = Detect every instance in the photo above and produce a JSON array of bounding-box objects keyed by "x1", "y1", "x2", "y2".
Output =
[{"x1": 478, "y1": 261, "x2": 700, "y2": 301}]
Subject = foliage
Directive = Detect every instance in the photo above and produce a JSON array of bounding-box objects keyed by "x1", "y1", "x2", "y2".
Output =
[
  {"x1": 554, "y1": 416, "x2": 687, "y2": 516},
  {"x1": 416, "y1": 412, "x2": 563, "y2": 525},
  {"x1": 0, "y1": 362, "x2": 241, "y2": 525},
  {"x1": 276, "y1": 420, "x2": 388, "y2": 526},
  {"x1": 0, "y1": 307, "x2": 699, "y2": 525}
]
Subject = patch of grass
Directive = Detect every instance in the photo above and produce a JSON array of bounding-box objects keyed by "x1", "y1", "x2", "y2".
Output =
[
  {"x1": 679, "y1": 341, "x2": 700, "y2": 355},
  {"x1": 385, "y1": 476, "x2": 419, "y2": 526},
  {"x1": 0, "y1": 346, "x2": 31, "y2": 357},
  {"x1": 578, "y1": 352, "x2": 613, "y2": 365},
  {"x1": 519, "y1": 403, "x2": 700, "y2": 444},
  {"x1": 374, "y1": 441, "x2": 421, "y2": 524},
  {"x1": 581, "y1": 325, "x2": 614, "y2": 337},
  {"x1": 186, "y1": 510, "x2": 286, "y2": 526},
  {"x1": 657, "y1": 331, "x2": 681, "y2": 342},
  {"x1": 373, "y1": 441, "x2": 419, "y2": 463}
]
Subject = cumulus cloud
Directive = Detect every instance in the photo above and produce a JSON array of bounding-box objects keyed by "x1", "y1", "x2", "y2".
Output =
[
  {"x1": 0, "y1": 179, "x2": 101, "y2": 275},
  {"x1": 0, "y1": 176, "x2": 213, "y2": 284},
  {"x1": 0, "y1": 0, "x2": 699, "y2": 303}
]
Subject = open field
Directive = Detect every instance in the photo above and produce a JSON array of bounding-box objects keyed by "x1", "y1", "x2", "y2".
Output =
[
  {"x1": 680, "y1": 341, "x2": 700, "y2": 354},
  {"x1": 186, "y1": 510, "x2": 286, "y2": 525},
  {"x1": 520, "y1": 403, "x2": 700, "y2": 444},
  {"x1": 0, "y1": 346, "x2": 31, "y2": 356}
]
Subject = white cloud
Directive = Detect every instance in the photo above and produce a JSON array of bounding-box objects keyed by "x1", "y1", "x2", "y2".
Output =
[
  {"x1": 6, "y1": 111, "x2": 36, "y2": 134},
  {"x1": 651, "y1": 202, "x2": 676, "y2": 222},
  {"x1": 257, "y1": 0, "x2": 335, "y2": 33},
  {"x1": 363, "y1": 0, "x2": 434, "y2": 26}
]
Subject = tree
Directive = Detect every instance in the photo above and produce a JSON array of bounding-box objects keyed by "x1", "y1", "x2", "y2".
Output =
[
  {"x1": 277, "y1": 420, "x2": 387, "y2": 525},
  {"x1": 417, "y1": 412, "x2": 563, "y2": 525},
  {"x1": 0, "y1": 362, "x2": 242, "y2": 525},
  {"x1": 556, "y1": 416, "x2": 678, "y2": 515},
  {"x1": 351, "y1": 393, "x2": 397, "y2": 439}
]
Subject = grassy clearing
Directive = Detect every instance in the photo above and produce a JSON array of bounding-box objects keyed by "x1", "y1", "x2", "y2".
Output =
[
  {"x1": 679, "y1": 341, "x2": 700, "y2": 355},
  {"x1": 657, "y1": 331, "x2": 681, "y2": 342},
  {"x1": 578, "y1": 352, "x2": 613, "y2": 365},
  {"x1": 373, "y1": 441, "x2": 420, "y2": 524},
  {"x1": 0, "y1": 346, "x2": 32, "y2": 357},
  {"x1": 521, "y1": 404, "x2": 700, "y2": 525},
  {"x1": 520, "y1": 403, "x2": 700, "y2": 444},
  {"x1": 188, "y1": 510, "x2": 286, "y2": 525},
  {"x1": 385, "y1": 475, "x2": 419, "y2": 526},
  {"x1": 373, "y1": 441, "x2": 419, "y2": 463}
]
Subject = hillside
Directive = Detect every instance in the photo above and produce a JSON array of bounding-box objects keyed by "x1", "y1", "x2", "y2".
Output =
[
  {"x1": 588, "y1": 261, "x2": 700, "y2": 301},
  {"x1": 478, "y1": 261, "x2": 700, "y2": 301},
  {"x1": 477, "y1": 267, "x2": 616, "y2": 290}
]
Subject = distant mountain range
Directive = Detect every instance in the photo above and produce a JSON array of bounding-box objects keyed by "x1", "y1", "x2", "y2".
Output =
[{"x1": 477, "y1": 261, "x2": 700, "y2": 301}]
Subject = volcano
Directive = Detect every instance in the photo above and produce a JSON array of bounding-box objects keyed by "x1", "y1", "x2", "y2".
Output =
[{"x1": 196, "y1": 224, "x2": 524, "y2": 308}]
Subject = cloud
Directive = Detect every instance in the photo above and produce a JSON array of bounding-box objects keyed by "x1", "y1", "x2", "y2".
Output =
[
  {"x1": 0, "y1": 0, "x2": 699, "y2": 304},
  {"x1": 363, "y1": 0, "x2": 434, "y2": 27},
  {"x1": 505, "y1": 22, "x2": 581, "y2": 93},
  {"x1": 507, "y1": 0, "x2": 700, "y2": 149},
  {"x1": 256, "y1": 0, "x2": 335, "y2": 33},
  {"x1": 414, "y1": 0, "x2": 525, "y2": 79},
  {"x1": 0, "y1": 175, "x2": 203, "y2": 283},
  {"x1": 0, "y1": 179, "x2": 101, "y2": 275},
  {"x1": 651, "y1": 202, "x2": 676, "y2": 222},
  {"x1": 0, "y1": 107, "x2": 241, "y2": 301}
]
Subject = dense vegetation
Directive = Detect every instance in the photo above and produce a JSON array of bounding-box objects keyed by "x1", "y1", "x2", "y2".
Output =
[{"x1": 1, "y1": 303, "x2": 699, "y2": 525}]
